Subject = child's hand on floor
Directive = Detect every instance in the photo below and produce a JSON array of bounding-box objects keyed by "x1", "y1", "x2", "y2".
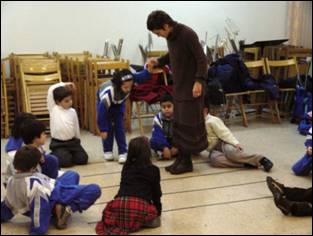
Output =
[
  {"x1": 100, "y1": 132, "x2": 108, "y2": 140},
  {"x1": 163, "y1": 147, "x2": 171, "y2": 160}
]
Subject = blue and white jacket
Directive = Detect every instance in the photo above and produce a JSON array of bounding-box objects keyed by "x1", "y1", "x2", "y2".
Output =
[
  {"x1": 97, "y1": 69, "x2": 150, "y2": 132},
  {"x1": 292, "y1": 127, "x2": 312, "y2": 176},
  {"x1": 150, "y1": 112, "x2": 173, "y2": 151}
]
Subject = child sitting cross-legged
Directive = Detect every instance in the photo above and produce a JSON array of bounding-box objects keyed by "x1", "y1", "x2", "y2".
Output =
[
  {"x1": 96, "y1": 136, "x2": 162, "y2": 235},
  {"x1": 1, "y1": 145, "x2": 101, "y2": 235}
]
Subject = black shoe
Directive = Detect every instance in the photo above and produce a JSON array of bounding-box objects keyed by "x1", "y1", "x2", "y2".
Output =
[
  {"x1": 165, "y1": 155, "x2": 182, "y2": 172},
  {"x1": 274, "y1": 193, "x2": 291, "y2": 215},
  {"x1": 260, "y1": 157, "x2": 273, "y2": 172},
  {"x1": 266, "y1": 176, "x2": 285, "y2": 198},
  {"x1": 243, "y1": 163, "x2": 258, "y2": 169},
  {"x1": 169, "y1": 155, "x2": 193, "y2": 175}
]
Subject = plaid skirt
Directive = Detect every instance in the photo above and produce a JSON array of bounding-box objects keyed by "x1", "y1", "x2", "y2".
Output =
[{"x1": 95, "y1": 196, "x2": 158, "y2": 235}]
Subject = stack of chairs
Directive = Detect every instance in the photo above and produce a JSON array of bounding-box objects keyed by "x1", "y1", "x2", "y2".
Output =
[
  {"x1": 53, "y1": 52, "x2": 92, "y2": 128},
  {"x1": 19, "y1": 58, "x2": 62, "y2": 127},
  {"x1": 1, "y1": 58, "x2": 10, "y2": 138},
  {"x1": 10, "y1": 53, "x2": 50, "y2": 113}
]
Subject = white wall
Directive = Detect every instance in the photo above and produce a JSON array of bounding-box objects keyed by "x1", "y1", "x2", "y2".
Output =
[{"x1": 1, "y1": 1, "x2": 288, "y2": 64}]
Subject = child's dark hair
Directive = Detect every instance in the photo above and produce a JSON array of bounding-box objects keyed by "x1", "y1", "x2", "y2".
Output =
[
  {"x1": 53, "y1": 86, "x2": 73, "y2": 103},
  {"x1": 11, "y1": 112, "x2": 37, "y2": 139},
  {"x1": 111, "y1": 69, "x2": 134, "y2": 88},
  {"x1": 21, "y1": 119, "x2": 46, "y2": 145},
  {"x1": 125, "y1": 136, "x2": 152, "y2": 168},
  {"x1": 13, "y1": 145, "x2": 42, "y2": 172},
  {"x1": 147, "y1": 10, "x2": 175, "y2": 31},
  {"x1": 160, "y1": 92, "x2": 173, "y2": 104}
]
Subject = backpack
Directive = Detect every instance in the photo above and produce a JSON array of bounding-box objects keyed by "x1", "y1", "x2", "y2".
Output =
[
  {"x1": 206, "y1": 78, "x2": 226, "y2": 105},
  {"x1": 208, "y1": 53, "x2": 249, "y2": 93}
]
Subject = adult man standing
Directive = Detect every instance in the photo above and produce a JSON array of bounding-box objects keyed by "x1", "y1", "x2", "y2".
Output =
[{"x1": 147, "y1": 10, "x2": 208, "y2": 174}]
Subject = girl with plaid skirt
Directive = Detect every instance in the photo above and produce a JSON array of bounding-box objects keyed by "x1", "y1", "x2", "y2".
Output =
[{"x1": 96, "y1": 137, "x2": 162, "y2": 235}]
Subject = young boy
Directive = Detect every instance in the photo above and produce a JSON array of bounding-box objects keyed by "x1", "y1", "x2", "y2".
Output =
[
  {"x1": 21, "y1": 119, "x2": 59, "y2": 178},
  {"x1": 4, "y1": 119, "x2": 59, "y2": 185},
  {"x1": 203, "y1": 102, "x2": 274, "y2": 172},
  {"x1": 150, "y1": 93, "x2": 178, "y2": 160},
  {"x1": 1, "y1": 145, "x2": 101, "y2": 235},
  {"x1": 47, "y1": 82, "x2": 89, "y2": 168}
]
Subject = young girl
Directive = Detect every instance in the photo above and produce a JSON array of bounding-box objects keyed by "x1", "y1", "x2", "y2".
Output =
[
  {"x1": 97, "y1": 68, "x2": 151, "y2": 164},
  {"x1": 96, "y1": 136, "x2": 162, "y2": 235}
]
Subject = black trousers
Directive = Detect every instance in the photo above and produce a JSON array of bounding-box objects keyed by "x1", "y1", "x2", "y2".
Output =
[
  {"x1": 50, "y1": 138, "x2": 88, "y2": 168},
  {"x1": 284, "y1": 187, "x2": 312, "y2": 216}
]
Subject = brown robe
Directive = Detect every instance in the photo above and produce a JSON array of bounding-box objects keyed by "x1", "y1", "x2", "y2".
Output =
[{"x1": 158, "y1": 23, "x2": 208, "y2": 153}]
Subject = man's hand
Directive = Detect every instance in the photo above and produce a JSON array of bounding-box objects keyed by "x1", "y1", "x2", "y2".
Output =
[
  {"x1": 192, "y1": 81, "x2": 202, "y2": 98},
  {"x1": 100, "y1": 132, "x2": 108, "y2": 140}
]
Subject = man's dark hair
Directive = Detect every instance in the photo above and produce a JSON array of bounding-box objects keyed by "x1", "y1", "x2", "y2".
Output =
[
  {"x1": 53, "y1": 86, "x2": 72, "y2": 103},
  {"x1": 13, "y1": 145, "x2": 42, "y2": 172},
  {"x1": 159, "y1": 92, "x2": 173, "y2": 105},
  {"x1": 21, "y1": 119, "x2": 46, "y2": 145},
  {"x1": 125, "y1": 136, "x2": 152, "y2": 168},
  {"x1": 147, "y1": 10, "x2": 175, "y2": 31},
  {"x1": 11, "y1": 112, "x2": 36, "y2": 139}
]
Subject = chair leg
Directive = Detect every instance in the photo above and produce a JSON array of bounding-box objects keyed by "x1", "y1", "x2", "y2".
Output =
[
  {"x1": 239, "y1": 96, "x2": 248, "y2": 127},
  {"x1": 136, "y1": 102, "x2": 144, "y2": 135}
]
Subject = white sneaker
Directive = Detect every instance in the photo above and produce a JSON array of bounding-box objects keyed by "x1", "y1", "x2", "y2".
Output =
[
  {"x1": 118, "y1": 154, "x2": 127, "y2": 164},
  {"x1": 104, "y1": 152, "x2": 114, "y2": 161}
]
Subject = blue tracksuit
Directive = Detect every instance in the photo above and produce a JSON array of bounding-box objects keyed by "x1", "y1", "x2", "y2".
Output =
[
  {"x1": 4, "y1": 137, "x2": 59, "y2": 180},
  {"x1": 1, "y1": 171, "x2": 101, "y2": 235},
  {"x1": 97, "y1": 69, "x2": 150, "y2": 154},
  {"x1": 292, "y1": 127, "x2": 312, "y2": 176},
  {"x1": 150, "y1": 112, "x2": 173, "y2": 153}
]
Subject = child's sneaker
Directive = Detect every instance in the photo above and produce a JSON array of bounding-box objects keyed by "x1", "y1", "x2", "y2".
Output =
[
  {"x1": 104, "y1": 152, "x2": 114, "y2": 161},
  {"x1": 118, "y1": 153, "x2": 127, "y2": 164}
]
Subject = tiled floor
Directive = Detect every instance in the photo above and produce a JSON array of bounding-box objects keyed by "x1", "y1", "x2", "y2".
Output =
[{"x1": 1, "y1": 120, "x2": 312, "y2": 235}]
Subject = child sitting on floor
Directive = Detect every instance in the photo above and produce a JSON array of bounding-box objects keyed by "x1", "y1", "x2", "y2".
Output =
[
  {"x1": 1, "y1": 145, "x2": 101, "y2": 235},
  {"x1": 203, "y1": 100, "x2": 274, "y2": 172},
  {"x1": 96, "y1": 136, "x2": 162, "y2": 235},
  {"x1": 48, "y1": 82, "x2": 89, "y2": 168},
  {"x1": 3, "y1": 112, "x2": 36, "y2": 186},
  {"x1": 3, "y1": 118, "x2": 59, "y2": 186},
  {"x1": 97, "y1": 67, "x2": 151, "y2": 164},
  {"x1": 150, "y1": 93, "x2": 178, "y2": 160}
]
